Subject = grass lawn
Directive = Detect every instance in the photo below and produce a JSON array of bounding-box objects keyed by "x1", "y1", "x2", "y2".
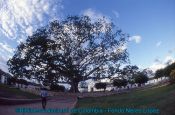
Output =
[
  {"x1": 0, "y1": 84, "x2": 40, "y2": 99},
  {"x1": 73, "y1": 84, "x2": 175, "y2": 115}
]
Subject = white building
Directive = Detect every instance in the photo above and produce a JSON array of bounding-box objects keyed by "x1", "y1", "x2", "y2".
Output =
[
  {"x1": 87, "y1": 78, "x2": 141, "y2": 92},
  {"x1": 78, "y1": 81, "x2": 88, "y2": 93},
  {"x1": 88, "y1": 78, "x2": 115, "y2": 92},
  {"x1": 0, "y1": 75, "x2": 7, "y2": 84}
]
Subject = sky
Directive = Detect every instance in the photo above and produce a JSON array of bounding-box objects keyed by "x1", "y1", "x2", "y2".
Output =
[{"x1": 0, "y1": 0, "x2": 175, "y2": 73}]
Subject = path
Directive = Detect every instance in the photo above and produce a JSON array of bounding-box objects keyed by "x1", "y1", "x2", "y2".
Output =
[{"x1": 0, "y1": 96, "x2": 77, "y2": 115}]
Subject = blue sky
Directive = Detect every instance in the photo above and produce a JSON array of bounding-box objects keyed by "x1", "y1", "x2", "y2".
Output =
[{"x1": 0, "y1": 0, "x2": 175, "y2": 72}]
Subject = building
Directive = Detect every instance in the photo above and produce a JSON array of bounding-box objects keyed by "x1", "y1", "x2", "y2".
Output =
[
  {"x1": 0, "y1": 75, "x2": 7, "y2": 84},
  {"x1": 87, "y1": 78, "x2": 115, "y2": 92},
  {"x1": 0, "y1": 69, "x2": 12, "y2": 84}
]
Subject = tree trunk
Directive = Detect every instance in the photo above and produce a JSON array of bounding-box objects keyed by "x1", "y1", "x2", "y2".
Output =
[
  {"x1": 138, "y1": 83, "x2": 141, "y2": 87},
  {"x1": 70, "y1": 81, "x2": 79, "y2": 93},
  {"x1": 103, "y1": 88, "x2": 105, "y2": 92}
]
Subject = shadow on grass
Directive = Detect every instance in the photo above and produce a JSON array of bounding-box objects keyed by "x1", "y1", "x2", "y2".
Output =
[
  {"x1": 72, "y1": 84, "x2": 175, "y2": 115},
  {"x1": 0, "y1": 84, "x2": 40, "y2": 99}
]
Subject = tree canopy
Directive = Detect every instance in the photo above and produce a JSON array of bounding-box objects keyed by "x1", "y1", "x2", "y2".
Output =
[
  {"x1": 121, "y1": 65, "x2": 139, "y2": 80},
  {"x1": 7, "y1": 15, "x2": 129, "y2": 92},
  {"x1": 134, "y1": 72, "x2": 148, "y2": 86},
  {"x1": 154, "y1": 62, "x2": 175, "y2": 81},
  {"x1": 164, "y1": 62, "x2": 175, "y2": 77},
  {"x1": 95, "y1": 82, "x2": 107, "y2": 91},
  {"x1": 155, "y1": 69, "x2": 164, "y2": 79},
  {"x1": 113, "y1": 78, "x2": 127, "y2": 88},
  {"x1": 50, "y1": 84, "x2": 65, "y2": 92},
  {"x1": 170, "y1": 69, "x2": 175, "y2": 81}
]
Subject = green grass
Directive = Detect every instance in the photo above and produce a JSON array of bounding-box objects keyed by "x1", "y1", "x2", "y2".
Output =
[
  {"x1": 73, "y1": 84, "x2": 175, "y2": 115},
  {"x1": 0, "y1": 84, "x2": 40, "y2": 99}
]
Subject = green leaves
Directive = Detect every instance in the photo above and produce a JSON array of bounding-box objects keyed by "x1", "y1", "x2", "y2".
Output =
[
  {"x1": 7, "y1": 15, "x2": 129, "y2": 92},
  {"x1": 113, "y1": 78, "x2": 127, "y2": 87},
  {"x1": 133, "y1": 72, "x2": 148, "y2": 85},
  {"x1": 95, "y1": 82, "x2": 107, "y2": 90},
  {"x1": 155, "y1": 62, "x2": 175, "y2": 81}
]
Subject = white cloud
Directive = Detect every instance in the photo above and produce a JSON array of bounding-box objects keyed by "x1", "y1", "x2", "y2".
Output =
[
  {"x1": 129, "y1": 35, "x2": 142, "y2": 43},
  {"x1": 0, "y1": 0, "x2": 63, "y2": 40},
  {"x1": 0, "y1": 62, "x2": 9, "y2": 73},
  {"x1": 112, "y1": 10, "x2": 119, "y2": 18},
  {"x1": 0, "y1": 53, "x2": 11, "y2": 72},
  {"x1": 17, "y1": 38, "x2": 25, "y2": 44},
  {"x1": 0, "y1": 42, "x2": 15, "y2": 53},
  {"x1": 149, "y1": 63, "x2": 166, "y2": 72},
  {"x1": 82, "y1": 8, "x2": 110, "y2": 23},
  {"x1": 164, "y1": 55, "x2": 175, "y2": 65},
  {"x1": 168, "y1": 48, "x2": 175, "y2": 54},
  {"x1": 154, "y1": 58, "x2": 162, "y2": 63},
  {"x1": 0, "y1": 0, "x2": 63, "y2": 72},
  {"x1": 82, "y1": 8, "x2": 112, "y2": 33},
  {"x1": 0, "y1": 55, "x2": 8, "y2": 63},
  {"x1": 156, "y1": 41, "x2": 162, "y2": 47},
  {"x1": 149, "y1": 55, "x2": 175, "y2": 72},
  {"x1": 25, "y1": 26, "x2": 33, "y2": 36}
]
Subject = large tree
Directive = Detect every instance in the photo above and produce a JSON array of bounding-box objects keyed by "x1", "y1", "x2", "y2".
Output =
[
  {"x1": 142, "y1": 68, "x2": 154, "y2": 77},
  {"x1": 7, "y1": 16, "x2": 129, "y2": 92}
]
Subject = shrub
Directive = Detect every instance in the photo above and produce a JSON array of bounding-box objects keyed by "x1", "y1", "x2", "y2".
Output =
[
  {"x1": 113, "y1": 79, "x2": 127, "y2": 88},
  {"x1": 50, "y1": 84, "x2": 65, "y2": 92},
  {"x1": 95, "y1": 82, "x2": 107, "y2": 91}
]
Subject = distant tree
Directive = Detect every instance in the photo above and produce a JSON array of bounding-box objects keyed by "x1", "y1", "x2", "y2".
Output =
[
  {"x1": 155, "y1": 69, "x2": 164, "y2": 79},
  {"x1": 122, "y1": 65, "x2": 139, "y2": 80},
  {"x1": 113, "y1": 78, "x2": 127, "y2": 88},
  {"x1": 95, "y1": 82, "x2": 107, "y2": 91},
  {"x1": 7, "y1": 16, "x2": 129, "y2": 93},
  {"x1": 170, "y1": 69, "x2": 175, "y2": 82},
  {"x1": 154, "y1": 62, "x2": 175, "y2": 82},
  {"x1": 142, "y1": 68, "x2": 154, "y2": 77},
  {"x1": 134, "y1": 72, "x2": 148, "y2": 86},
  {"x1": 164, "y1": 62, "x2": 175, "y2": 77}
]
